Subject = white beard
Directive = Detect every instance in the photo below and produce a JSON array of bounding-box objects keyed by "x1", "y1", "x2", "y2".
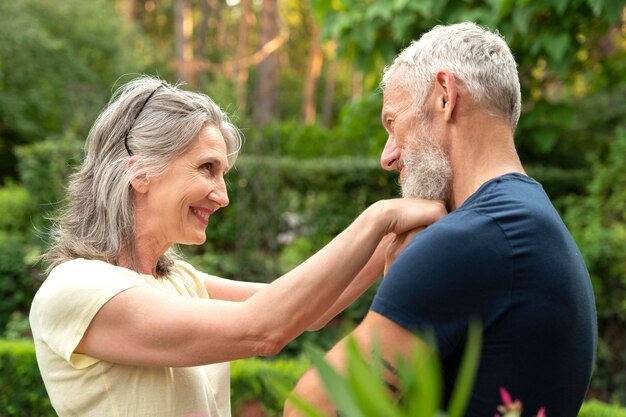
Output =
[{"x1": 400, "y1": 130, "x2": 452, "y2": 203}]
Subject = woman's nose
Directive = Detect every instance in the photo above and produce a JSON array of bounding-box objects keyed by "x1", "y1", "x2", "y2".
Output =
[{"x1": 210, "y1": 178, "x2": 229, "y2": 208}]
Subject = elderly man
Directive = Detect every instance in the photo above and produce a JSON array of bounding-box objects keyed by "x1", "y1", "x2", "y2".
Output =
[{"x1": 285, "y1": 22, "x2": 597, "y2": 417}]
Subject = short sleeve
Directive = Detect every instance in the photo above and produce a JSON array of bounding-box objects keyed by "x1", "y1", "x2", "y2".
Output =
[
  {"x1": 29, "y1": 259, "x2": 146, "y2": 368},
  {"x1": 170, "y1": 260, "x2": 211, "y2": 299},
  {"x1": 371, "y1": 210, "x2": 514, "y2": 357}
]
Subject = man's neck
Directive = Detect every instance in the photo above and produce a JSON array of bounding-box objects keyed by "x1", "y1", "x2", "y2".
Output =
[{"x1": 447, "y1": 117, "x2": 525, "y2": 211}]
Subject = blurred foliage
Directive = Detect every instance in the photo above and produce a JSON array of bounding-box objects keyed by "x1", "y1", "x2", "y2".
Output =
[
  {"x1": 0, "y1": 183, "x2": 41, "y2": 338},
  {"x1": 311, "y1": 0, "x2": 624, "y2": 78},
  {"x1": 0, "y1": 184, "x2": 34, "y2": 233},
  {"x1": 0, "y1": 0, "x2": 158, "y2": 181},
  {"x1": 579, "y1": 399, "x2": 626, "y2": 417},
  {"x1": 563, "y1": 127, "x2": 626, "y2": 403},
  {"x1": 15, "y1": 131, "x2": 84, "y2": 209},
  {"x1": 0, "y1": 339, "x2": 54, "y2": 416},
  {"x1": 310, "y1": 0, "x2": 626, "y2": 166},
  {"x1": 231, "y1": 356, "x2": 308, "y2": 415},
  {"x1": 0, "y1": 232, "x2": 38, "y2": 340}
]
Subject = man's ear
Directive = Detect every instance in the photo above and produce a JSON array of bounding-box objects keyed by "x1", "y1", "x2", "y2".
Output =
[
  {"x1": 127, "y1": 156, "x2": 150, "y2": 193},
  {"x1": 434, "y1": 70, "x2": 458, "y2": 122}
]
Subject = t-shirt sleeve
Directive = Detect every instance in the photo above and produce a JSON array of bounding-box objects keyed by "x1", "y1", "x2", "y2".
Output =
[
  {"x1": 30, "y1": 259, "x2": 146, "y2": 368},
  {"x1": 371, "y1": 211, "x2": 514, "y2": 357}
]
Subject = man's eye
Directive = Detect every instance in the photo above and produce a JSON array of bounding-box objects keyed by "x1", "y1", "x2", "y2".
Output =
[{"x1": 201, "y1": 163, "x2": 213, "y2": 171}]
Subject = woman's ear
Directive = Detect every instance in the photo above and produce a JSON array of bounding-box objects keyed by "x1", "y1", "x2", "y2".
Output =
[{"x1": 127, "y1": 156, "x2": 150, "y2": 193}]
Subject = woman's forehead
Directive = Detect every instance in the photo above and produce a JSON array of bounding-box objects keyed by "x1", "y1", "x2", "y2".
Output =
[{"x1": 184, "y1": 126, "x2": 228, "y2": 163}]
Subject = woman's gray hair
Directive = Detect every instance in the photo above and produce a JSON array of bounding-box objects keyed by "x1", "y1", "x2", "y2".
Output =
[
  {"x1": 381, "y1": 22, "x2": 521, "y2": 129},
  {"x1": 43, "y1": 76, "x2": 242, "y2": 276}
]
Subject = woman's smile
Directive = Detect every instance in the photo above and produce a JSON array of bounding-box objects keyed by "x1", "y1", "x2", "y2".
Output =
[{"x1": 190, "y1": 206, "x2": 213, "y2": 225}]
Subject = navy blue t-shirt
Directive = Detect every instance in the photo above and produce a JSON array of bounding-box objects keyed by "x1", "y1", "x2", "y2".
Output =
[{"x1": 371, "y1": 173, "x2": 597, "y2": 417}]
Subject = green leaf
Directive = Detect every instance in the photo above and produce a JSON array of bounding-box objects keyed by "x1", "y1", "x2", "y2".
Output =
[
  {"x1": 364, "y1": 2, "x2": 392, "y2": 21},
  {"x1": 554, "y1": 0, "x2": 570, "y2": 15},
  {"x1": 343, "y1": 338, "x2": 403, "y2": 417},
  {"x1": 393, "y1": 0, "x2": 412, "y2": 11},
  {"x1": 497, "y1": 0, "x2": 517, "y2": 18},
  {"x1": 266, "y1": 372, "x2": 331, "y2": 417},
  {"x1": 531, "y1": 130, "x2": 560, "y2": 154},
  {"x1": 399, "y1": 342, "x2": 443, "y2": 417},
  {"x1": 410, "y1": 0, "x2": 436, "y2": 17},
  {"x1": 391, "y1": 13, "x2": 415, "y2": 42},
  {"x1": 586, "y1": 0, "x2": 604, "y2": 16},
  {"x1": 543, "y1": 33, "x2": 570, "y2": 65},
  {"x1": 511, "y1": 6, "x2": 533, "y2": 37},
  {"x1": 446, "y1": 320, "x2": 483, "y2": 417},
  {"x1": 310, "y1": 0, "x2": 334, "y2": 23},
  {"x1": 305, "y1": 344, "x2": 367, "y2": 417},
  {"x1": 286, "y1": 393, "x2": 333, "y2": 417}
]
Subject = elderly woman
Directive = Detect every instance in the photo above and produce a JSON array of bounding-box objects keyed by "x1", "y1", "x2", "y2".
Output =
[{"x1": 29, "y1": 76, "x2": 444, "y2": 417}]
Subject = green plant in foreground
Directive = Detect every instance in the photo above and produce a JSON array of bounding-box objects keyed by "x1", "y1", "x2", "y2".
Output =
[
  {"x1": 287, "y1": 321, "x2": 482, "y2": 417},
  {"x1": 286, "y1": 321, "x2": 549, "y2": 417}
]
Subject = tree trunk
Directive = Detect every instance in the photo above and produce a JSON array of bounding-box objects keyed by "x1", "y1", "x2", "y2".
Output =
[
  {"x1": 322, "y1": 56, "x2": 338, "y2": 128},
  {"x1": 302, "y1": 22, "x2": 323, "y2": 124},
  {"x1": 352, "y1": 69, "x2": 363, "y2": 102},
  {"x1": 235, "y1": 0, "x2": 253, "y2": 112},
  {"x1": 197, "y1": 0, "x2": 210, "y2": 60},
  {"x1": 123, "y1": 0, "x2": 136, "y2": 28},
  {"x1": 253, "y1": 0, "x2": 280, "y2": 126},
  {"x1": 174, "y1": 0, "x2": 194, "y2": 84}
]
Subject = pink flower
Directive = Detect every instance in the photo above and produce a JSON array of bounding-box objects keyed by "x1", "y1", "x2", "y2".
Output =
[
  {"x1": 496, "y1": 387, "x2": 524, "y2": 416},
  {"x1": 500, "y1": 387, "x2": 513, "y2": 406},
  {"x1": 536, "y1": 407, "x2": 547, "y2": 417}
]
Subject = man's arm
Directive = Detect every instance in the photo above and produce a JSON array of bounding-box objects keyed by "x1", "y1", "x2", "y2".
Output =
[{"x1": 284, "y1": 311, "x2": 427, "y2": 417}]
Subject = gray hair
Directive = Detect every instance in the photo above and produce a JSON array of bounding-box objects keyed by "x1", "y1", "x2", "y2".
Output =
[
  {"x1": 43, "y1": 76, "x2": 242, "y2": 276},
  {"x1": 381, "y1": 22, "x2": 521, "y2": 129}
]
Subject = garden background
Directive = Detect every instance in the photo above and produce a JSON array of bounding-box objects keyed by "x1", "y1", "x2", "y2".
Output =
[{"x1": 1, "y1": 0, "x2": 625, "y2": 415}]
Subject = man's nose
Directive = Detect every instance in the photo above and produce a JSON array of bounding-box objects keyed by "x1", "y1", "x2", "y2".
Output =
[{"x1": 380, "y1": 136, "x2": 400, "y2": 171}]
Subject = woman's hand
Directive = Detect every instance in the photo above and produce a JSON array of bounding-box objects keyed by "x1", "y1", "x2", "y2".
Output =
[
  {"x1": 379, "y1": 199, "x2": 447, "y2": 275},
  {"x1": 371, "y1": 199, "x2": 446, "y2": 236},
  {"x1": 384, "y1": 227, "x2": 424, "y2": 276}
]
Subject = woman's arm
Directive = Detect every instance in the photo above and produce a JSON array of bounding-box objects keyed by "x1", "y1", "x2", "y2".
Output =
[
  {"x1": 203, "y1": 237, "x2": 383, "y2": 325},
  {"x1": 204, "y1": 275, "x2": 267, "y2": 301},
  {"x1": 75, "y1": 199, "x2": 445, "y2": 367},
  {"x1": 304, "y1": 225, "x2": 426, "y2": 331},
  {"x1": 304, "y1": 234, "x2": 388, "y2": 331}
]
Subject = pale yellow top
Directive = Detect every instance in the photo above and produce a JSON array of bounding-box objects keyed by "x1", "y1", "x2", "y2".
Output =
[{"x1": 29, "y1": 258, "x2": 231, "y2": 417}]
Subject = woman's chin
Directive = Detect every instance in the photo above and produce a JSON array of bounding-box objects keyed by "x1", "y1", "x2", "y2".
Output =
[{"x1": 179, "y1": 234, "x2": 208, "y2": 246}]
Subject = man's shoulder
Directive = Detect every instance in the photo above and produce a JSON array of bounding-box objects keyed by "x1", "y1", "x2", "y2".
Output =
[{"x1": 409, "y1": 207, "x2": 507, "y2": 249}]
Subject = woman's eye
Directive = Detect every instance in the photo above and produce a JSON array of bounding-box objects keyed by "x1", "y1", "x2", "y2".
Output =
[{"x1": 201, "y1": 163, "x2": 213, "y2": 171}]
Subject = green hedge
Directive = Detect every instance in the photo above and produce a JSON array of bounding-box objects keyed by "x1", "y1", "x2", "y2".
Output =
[
  {"x1": 0, "y1": 339, "x2": 308, "y2": 417},
  {"x1": 2, "y1": 339, "x2": 625, "y2": 417},
  {"x1": 0, "y1": 340, "x2": 54, "y2": 417},
  {"x1": 231, "y1": 356, "x2": 308, "y2": 415}
]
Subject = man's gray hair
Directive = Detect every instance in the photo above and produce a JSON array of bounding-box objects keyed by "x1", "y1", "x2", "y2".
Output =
[
  {"x1": 44, "y1": 76, "x2": 242, "y2": 276},
  {"x1": 381, "y1": 22, "x2": 521, "y2": 129}
]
